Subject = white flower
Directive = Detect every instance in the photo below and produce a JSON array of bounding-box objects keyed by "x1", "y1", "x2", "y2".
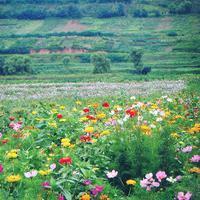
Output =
[{"x1": 166, "y1": 176, "x2": 177, "y2": 183}]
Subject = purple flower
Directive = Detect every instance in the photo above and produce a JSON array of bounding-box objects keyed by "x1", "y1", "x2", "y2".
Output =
[
  {"x1": 106, "y1": 170, "x2": 118, "y2": 178},
  {"x1": 0, "y1": 132, "x2": 2, "y2": 138},
  {"x1": 177, "y1": 192, "x2": 192, "y2": 200},
  {"x1": 91, "y1": 185, "x2": 104, "y2": 196},
  {"x1": 0, "y1": 164, "x2": 3, "y2": 173},
  {"x1": 190, "y1": 155, "x2": 200, "y2": 163},
  {"x1": 176, "y1": 175, "x2": 182, "y2": 182},
  {"x1": 83, "y1": 179, "x2": 92, "y2": 185},
  {"x1": 156, "y1": 171, "x2": 167, "y2": 182},
  {"x1": 181, "y1": 146, "x2": 192, "y2": 153}
]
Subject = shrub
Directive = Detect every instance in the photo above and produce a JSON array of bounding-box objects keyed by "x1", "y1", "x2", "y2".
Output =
[
  {"x1": 62, "y1": 57, "x2": 70, "y2": 66},
  {"x1": 167, "y1": 31, "x2": 178, "y2": 37},
  {"x1": 141, "y1": 67, "x2": 151, "y2": 75},
  {"x1": 91, "y1": 54, "x2": 111, "y2": 74},
  {"x1": 1, "y1": 56, "x2": 32, "y2": 75},
  {"x1": 169, "y1": 1, "x2": 192, "y2": 14},
  {"x1": 129, "y1": 49, "x2": 143, "y2": 73},
  {"x1": 133, "y1": 9, "x2": 148, "y2": 18}
]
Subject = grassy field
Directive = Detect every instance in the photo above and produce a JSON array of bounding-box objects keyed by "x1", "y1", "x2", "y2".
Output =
[{"x1": 0, "y1": 14, "x2": 199, "y2": 83}]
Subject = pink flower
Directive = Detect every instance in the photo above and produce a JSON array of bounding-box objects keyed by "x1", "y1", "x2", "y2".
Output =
[
  {"x1": 177, "y1": 192, "x2": 192, "y2": 200},
  {"x1": 41, "y1": 182, "x2": 51, "y2": 189},
  {"x1": 156, "y1": 171, "x2": 167, "y2": 182},
  {"x1": 50, "y1": 163, "x2": 56, "y2": 171},
  {"x1": 9, "y1": 122, "x2": 22, "y2": 132},
  {"x1": 181, "y1": 146, "x2": 192, "y2": 153},
  {"x1": 0, "y1": 164, "x2": 3, "y2": 173},
  {"x1": 83, "y1": 180, "x2": 92, "y2": 185},
  {"x1": 176, "y1": 175, "x2": 182, "y2": 181},
  {"x1": 24, "y1": 170, "x2": 38, "y2": 178},
  {"x1": 140, "y1": 173, "x2": 160, "y2": 191},
  {"x1": 0, "y1": 132, "x2": 2, "y2": 138},
  {"x1": 91, "y1": 185, "x2": 104, "y2": 196},
  {"x1": 190, "y1": 155, "x2": 200, "y2": 163},
  {"x1": 58, "y1": 194, "x2": 65, "y2": 200},
  {"x1": 106, "y1": 170, "x2": 118, "y2": 178}
]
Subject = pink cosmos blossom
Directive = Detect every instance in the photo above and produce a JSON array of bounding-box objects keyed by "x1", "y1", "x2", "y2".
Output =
[
  {"x1": 140, "y1": 173, "x2": 160, "y2": 191},
  {"x1": 9, "y1": 122, "x2": 22, "y2": 132},
  {"x1": 83, "y1": 180, "x2": 92, "y2": 185},
  {"x1": 58, "y1": 194, "x2": 65, "y2": 200},
  {"x1": 156, "y1": 171, "x2": 167, "y2": 182},
  {"x1": 177, "y1": 192, "x2": 192, "y2": 200},
  {"x1": 106, "y1": 170, "x2": 118, "y2": 178},
  {"x1": 0, "y1": 132, "x2": 2, "y2": 138},
  {"x1": 0, "y1": 164, "x2": 3, "y2": 173},
  {"x1": 24, "y1": 170, "x2": 38, "y2": 178},
  {"x1": 181, "y1": 146, "x2": 192, "y2": 153},
  {"x1": 176, "y1": 175, "x2": 182, "y2": 181},
  {"x1": 41, "y1": 182, "x2": 51, "y2": 189},
  {"x1": 190, "y1": 155, "x2": 200, "y2": 163}
]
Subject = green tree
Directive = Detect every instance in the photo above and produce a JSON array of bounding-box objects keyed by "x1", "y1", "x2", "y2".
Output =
[
  {"x1": 91, "y1": 54, "x2": 111, "y2": 74},
  {"x1": 3, "y1": 56, "x2": 32, "y2": 75},
  {"x1": 129, "y1": 49, "x2": 143, "y2": 73},
  {"x1": 62, "y1": 57, "x2": 70, "y2": 66}
]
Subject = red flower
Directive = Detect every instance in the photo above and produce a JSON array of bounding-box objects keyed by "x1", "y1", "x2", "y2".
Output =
[
  {"x1": 86, "y1": 115, "x2": 96, "y2": 120},
  {"x1": 9, "y1": 116, "x2": 15, "y2": 121},
  {"x1": 102, "y1": 102, "x2": 110, "y2": 108},
  {"x1": 83, "y1": 108, "x2": 90, "y2": 113},
  {"x1": 126, "y1": 109, "x2": 137, "y2": 118},
  {"x1": 59, "y1": 157, "x2": 72, "y2": 165},
  {"x1": 1, "y1": 139, "x2": 9, "y2": 144},
  {"x1": 57, "y1": 114, "x2": 63, "y2": 119},
  {"x1": 80, "y1": 135, "x2": 92, "y2": 142}
]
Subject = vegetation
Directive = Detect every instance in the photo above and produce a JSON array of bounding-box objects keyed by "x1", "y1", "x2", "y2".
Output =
[{"x1": 91, "y1": 54, "x2": 111, "y2": 74}]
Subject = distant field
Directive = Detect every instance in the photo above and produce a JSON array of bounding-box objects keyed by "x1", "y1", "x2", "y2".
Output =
[{"x1": 0, "y1": 15, "x2": 200, "y2": 83}]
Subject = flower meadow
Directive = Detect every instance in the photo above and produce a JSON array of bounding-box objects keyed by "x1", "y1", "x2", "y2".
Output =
[{"x1": 0, "y1": 94, "x2": 199, "y2": 200}]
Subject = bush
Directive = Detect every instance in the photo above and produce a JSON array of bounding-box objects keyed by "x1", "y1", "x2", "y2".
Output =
[
  {"x1": 91, "y1": 54, "x2": 111, "y2": 74},
  {"x1": 1, "y1": 56, "x2": 32, "y2": 75},
  {"x1": 62, "y1": 57, "x2": 70, "y2": 66},
  {"x1": 129, "y1": 49, "x2": 143, "y2": 73},
  {"x1": 141, "y1": 67, "x2": 151, "y2": 75},
  {"x1": 167, "y1": 31, "x2": 178, "y2": 37},
  {"x1": 169, "y1": 1, "x2": 192, "y2": 14},
  {"x1": 133, "y1": 9, "x2": 148, "y2": 18}
]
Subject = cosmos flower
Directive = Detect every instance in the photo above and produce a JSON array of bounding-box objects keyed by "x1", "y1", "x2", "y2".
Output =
[
  {"x1": 0, "y1": 164, "x2": 3, "y2": 173},
  {"x1": 106, "y1": 170, "x2": 118, "y2": 178},
  {"x1": 156, "y1": 171, "x2": 167, "y2": 182},
  {"x1": 190, "y1": 155, "x2": 200, "y2": 163},
  {"x1": 181, "y1": 146, "x2": 192, "y2": 153},
  {"x1": 59, "y1": 157, "x2": 72, "y2": 165},
  {"x1": 177, "y1": 192, "x2": 192, "y2": 200},
  {"x1": 24, "y1": 170, "x2": 38, "y2": 178}
]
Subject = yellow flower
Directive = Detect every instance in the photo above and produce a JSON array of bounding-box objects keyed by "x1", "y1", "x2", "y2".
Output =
[
  {"x1": 84, "y1": 126, "x2": 94, "y2": 133},
  {"x1": 60, "y1": 105, "x2": 66, "y2": 110},
  {"x1": 61, "y1": 138, "x2": 71, "y2": 147},
  {"x1": 6, "y1": 175, "x2": 21, "y2": 183},
  {"x1": 170, "y1": 132, "x2": 180, "y2": 139},
  {"x1": 93, "y1": 103, "x2": 99, "y2": 109},
  {"x1": 48, "y1": 122, "x2": 57, "y2": 128},
  {"x1": 39, "y1": 169, "x2": 51, "y2": 176},
  {"x1": 189, "y1": 167, "x2": 200, "y2": 174},
  {"x1": 80, "y1": 193, "x2": 90, "y2": 200},
  {"x1": 80, "y1": 117, "x2": 88, "y2": 122},
  {"x1": 76, "y1": 100, "x2": 82, "y2": 105},
  {"x1": 100, "y1": 194, "x2": 110, "y2": 200},
  {"x1": 32, "y1": 111, "x2": 37, "y2": 115},
  {"x1": 6, "y1": 149, "x2": 18, "y2": 159},
  {"x1": 51, "y1": 109, "x2": 58, "y2": 114},
  {"x1": 140, "y1": 125, "x2": 151, "y2": 136},
  {"x1": 97, "y1": 113, "x2": 106, "y2": 119},
  {"x1": 101, "y1": 130, "x2": 110, "y2": 136},
  {"x1": 188, "y1": 123, "x2": 200, "y2": 134},
  {"x1": 72, "y1": 108, "x2": 78, "y2": 112},
  {"x1": 126, "y1": 179, "x2": 136, "y2": 185}
]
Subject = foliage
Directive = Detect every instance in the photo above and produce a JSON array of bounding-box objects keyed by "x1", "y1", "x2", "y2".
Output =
[
  {"x1": 129, "y1": 49, "x2": 144, "y2": 73},
  {"x1": 91, "y1": 54, "x2": 111, "y2": 74},
  {"x1": 0, "y1": 56, "x2": 32, "y2": 75}
]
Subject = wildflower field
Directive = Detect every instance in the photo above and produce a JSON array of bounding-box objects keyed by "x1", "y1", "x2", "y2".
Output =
[{"x1": 0, "y1": 85, "x2": 199, "y2": 200}]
